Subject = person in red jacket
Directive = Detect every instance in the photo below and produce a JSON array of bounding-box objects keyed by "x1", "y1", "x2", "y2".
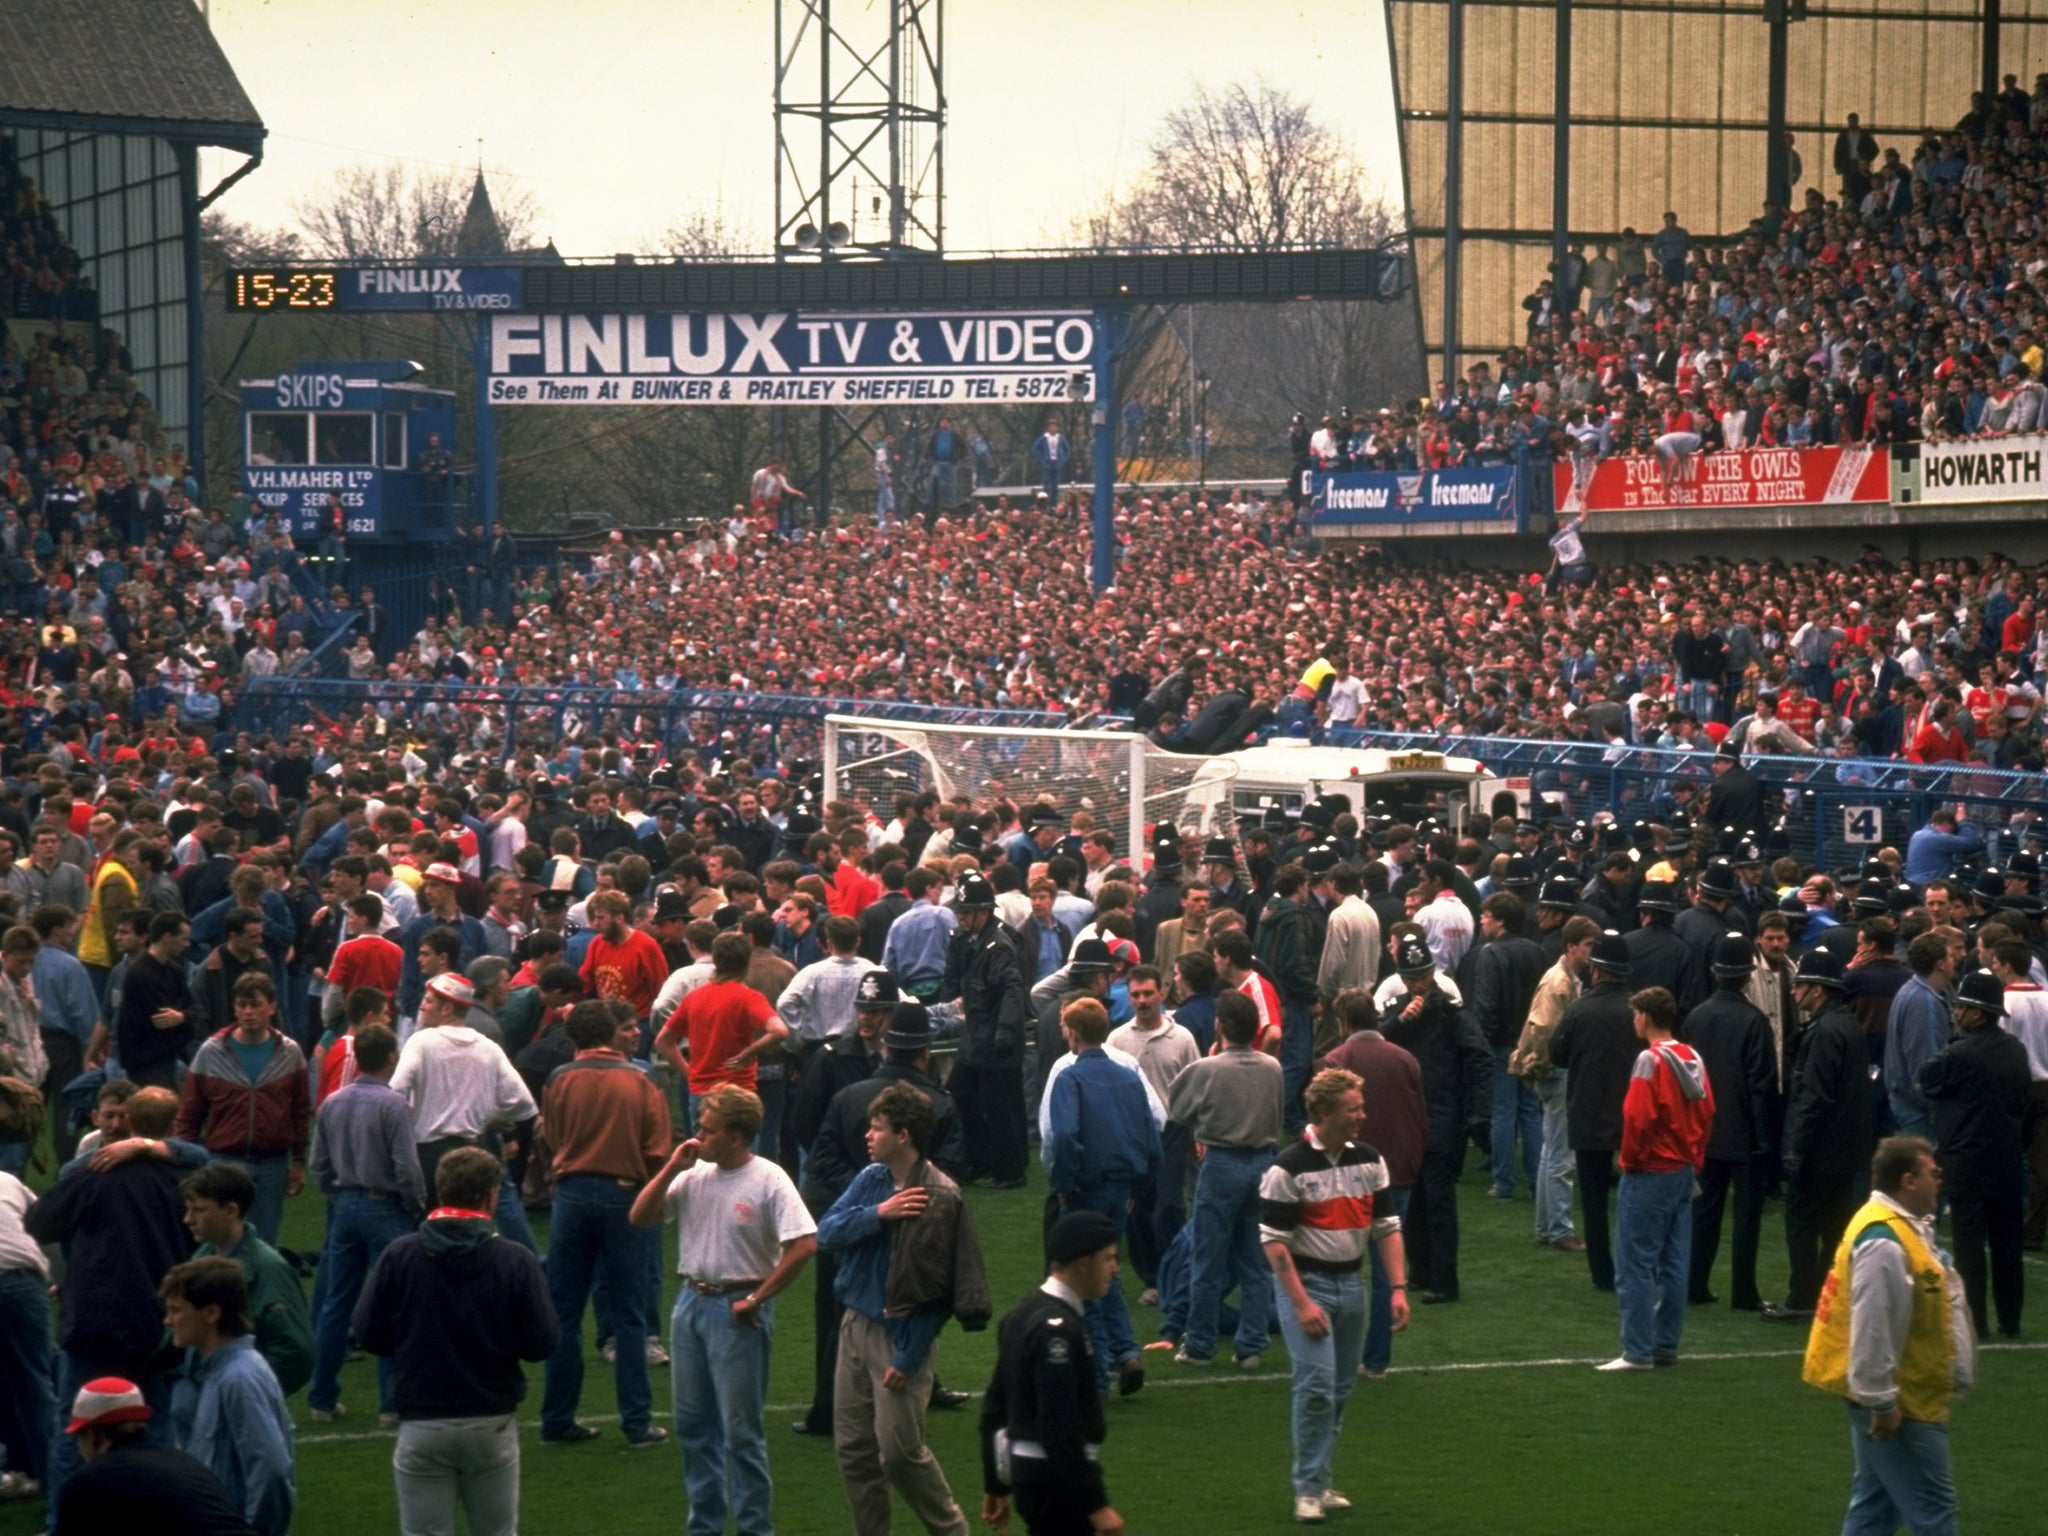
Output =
[
  {"x1": 1597, "y1": 986, "x2": 1714, "y2": 1373},
  {"x1": 171, "y1": 971, "x2": 312, "y2": 1247}
]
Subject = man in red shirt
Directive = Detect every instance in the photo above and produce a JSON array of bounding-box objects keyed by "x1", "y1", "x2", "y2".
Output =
[
  {"x1": 655, "y1": 932, "x2": 788, "y2": 1122},
  {"x1": 579, "y1": 891, "x2": 670, "y2": 1030},
  {"x1": 325, "y1": 894, "x2": 402, "y2": 1015},
  {"x1": 1598, "y1": 986, "x2": 1715, "y2": 1373}
]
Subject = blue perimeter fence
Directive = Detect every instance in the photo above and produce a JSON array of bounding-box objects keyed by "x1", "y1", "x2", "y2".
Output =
[{"x1": 229, "y1": 675, "x2": 2046, "y2": 878}]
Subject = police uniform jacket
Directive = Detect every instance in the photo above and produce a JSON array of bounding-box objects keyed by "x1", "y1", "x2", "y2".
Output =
[
  {"x1": 944, "y1": 921, "x2": 1028, "y2": 1067},
  {"x1": 979, "y1": 1280, "x2": 1108, "y2": 1513},
  {"x1": 1378, "y1": 986, "x2": 1491, "y2": 1128},
  {"x1": 1679, "y1": 984, "x2": 1778, "y2": 1161},
  {"x1": 803, "y1": 1061, "x2": 966, "y2": 1210},
  {"x1": 1781, "y1": 1002, "x2": 1873, "y2": 1184},
  {"x1": 1625, "y1": 921, "x2": 1707, "y2": 1014},
  {"x1": 1548, "y1": 979, "x2": 1639, "y2": 1152}
]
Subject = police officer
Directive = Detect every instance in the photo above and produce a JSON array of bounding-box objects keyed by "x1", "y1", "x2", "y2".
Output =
[
  {"x1": 1765, "y1": 949, "x2": 1873, "y2": 1322},
  {"x1": 1681, "y1": 934, "x2": 1778, "y2": 1310},
  {"x1": 941, "y1": 874, "x2": 1030, "y2": 1188},
  {"x1": 1626, "y1": 880, "x2": 1706, "y2": 1015},
  {"x1": 979, "y1": 1210, "x2": 1126, "y2": 1536}
]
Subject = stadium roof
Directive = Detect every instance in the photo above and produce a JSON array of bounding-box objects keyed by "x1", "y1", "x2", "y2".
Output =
[{"x1": 0, "y1": 0, "x2": 264, "y2": 154}]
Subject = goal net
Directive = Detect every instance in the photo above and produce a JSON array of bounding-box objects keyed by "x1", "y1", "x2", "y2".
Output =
[{"x1": 824, "y1": 715, "x2": 1240, "y2": 863}]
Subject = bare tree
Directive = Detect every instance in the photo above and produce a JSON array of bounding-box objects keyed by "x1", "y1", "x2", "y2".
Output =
[
  {"x1": 288, "y1": 162, "x2": 545, "y2": 261},
  {"x1": 199, "y1": 209, "x2": 303, "y2": 271},
  {"x1": 648, "y1": 200, "x2": 761, "y2": 259}
]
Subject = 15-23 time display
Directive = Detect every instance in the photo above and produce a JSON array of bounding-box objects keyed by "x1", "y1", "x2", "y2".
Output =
[{"x1": 226, "y1": 268, "x2": 339, "y2": 310}]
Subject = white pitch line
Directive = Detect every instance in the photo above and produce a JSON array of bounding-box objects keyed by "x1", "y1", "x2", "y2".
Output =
[{"x1": 294, "y1": 1341, "x2": 2048, "y2": 1448}]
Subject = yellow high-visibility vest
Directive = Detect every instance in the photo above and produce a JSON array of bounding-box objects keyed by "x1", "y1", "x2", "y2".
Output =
[{"x1": 1802, "y1": 1198, "x2": 1957, "y2": 1423}]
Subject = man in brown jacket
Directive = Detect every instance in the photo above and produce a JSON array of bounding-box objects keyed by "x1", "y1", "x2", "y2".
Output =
[{"x1": 815, "y1": 1082, "x2": 985, "y2": 1536}]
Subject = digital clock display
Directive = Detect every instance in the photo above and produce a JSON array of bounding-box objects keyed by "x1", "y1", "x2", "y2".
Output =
[{"x1": 226, "y1": 269, "x2": 340, "y2": 310}]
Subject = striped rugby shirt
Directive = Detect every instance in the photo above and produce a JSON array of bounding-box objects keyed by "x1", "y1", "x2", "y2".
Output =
[{"x1": 1257, "y1": 1127, "x2": 1400, "y2": 1274}]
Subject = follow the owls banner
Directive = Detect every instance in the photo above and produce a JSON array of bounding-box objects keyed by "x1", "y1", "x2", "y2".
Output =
[{"x1": 486, "y1": 311, "x2": 1097, "y2": 406}]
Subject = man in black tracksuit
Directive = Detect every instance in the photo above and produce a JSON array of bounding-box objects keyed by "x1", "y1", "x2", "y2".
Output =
[
  {"x1": 980, "y1": 1211, "x2": 1123, "y2": 1536},
  {"x1": 1764, "y1": 950, "x2": 1873, "y2": 1321},
  {"x1": 942, "y1": 874, "x2": 1030, "y2": 1187},
  {"x1": 1918, "y1": 967, "x2": 2032, "y2": 1338},
  {"x1": 1378, "y1": 936, "x2": 1490, "y2": 1303},
  {"x1": 1547, "y1": 932, "x2": 1638, "y2": 1292},
  {"x1": 1626, "y1": 882, "x2": 1707, "y2": 1016},
  {"x1": 1680, "y1": 935, "x2": 1779, "y2": 1310}
]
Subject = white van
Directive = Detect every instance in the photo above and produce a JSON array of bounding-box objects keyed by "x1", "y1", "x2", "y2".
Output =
[{"x1": 1182, "y1": 741, "x2": 1527, "y2": 836}]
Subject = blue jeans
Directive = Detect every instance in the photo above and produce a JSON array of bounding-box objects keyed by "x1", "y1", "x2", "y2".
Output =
[
  {"x1": 0, "y1": 1269, "x2": 53, "y2": 1484},
  {"x1": 1362, "y1": 1187, "x2": 1410, "y2": 1374},
  {"x1": 1615, "y1": 1167, "x2": 1695, "y2": 1363},
  {"x1": 1677, "y1": 680, "x2": 1718, "y2": 723},
  {"x1": 1275, "y1": 1267, "x2": 1367, "y2": 1498},
  {"x1": 1280, "y1": 1002, "x2": 1314, "y2": 1136},
  {"x1": 308, "y1": 1190, "x2": 413, "y2": 1412},
  {"x1": 593, "y1": 1221, "x2": 664, "y2": 1348},
  {"x1": 1489, "y1": 1047, "x2": 1542, "y2": 1196},
  {"x1": 1842, "y1": 1405, "x2": 1957, "y2": 1536},
  {"x1": 1533, "y1": 1074, "x2": 1576, "y2": 1244},
  {"x1": 671, "y1": 1286, "x2": 775, "y2": 1536},
  {"x1": 0, "y1": 1144, "x2": 26, "y2": 1177},
  {"x1": 542, "y1": 1177, "x2": 653, "y2": 1439},
  {"x1": 218, "y1": 1150, "x2": 291, "y2": 1247},
  {"x1": 1183, "y1": 1146, "x2": 1275, "y2": 1362},
  {"x1": 1064, "y1": 1182, "x2": 1139, "y2": 1384},
  {"x1": 495, "y1": 1174, "x2": 538, "y2": 1254}
]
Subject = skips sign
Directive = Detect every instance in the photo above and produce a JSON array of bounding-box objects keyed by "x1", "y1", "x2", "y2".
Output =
[{"x1": 486, "y1": 311, "x2": 1097, "y2": 406}]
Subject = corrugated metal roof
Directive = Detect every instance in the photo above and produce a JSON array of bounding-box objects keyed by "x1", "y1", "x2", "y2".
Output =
[{"x1": 0, "y1": 0, "x2": 263, "y2": 151}]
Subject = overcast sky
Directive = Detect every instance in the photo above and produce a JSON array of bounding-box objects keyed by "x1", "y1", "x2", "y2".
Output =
[{"x1": 199, "y1": 0, "x2": 1404, "y2": 257}]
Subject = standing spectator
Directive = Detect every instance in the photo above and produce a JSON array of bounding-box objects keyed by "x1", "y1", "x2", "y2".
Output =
[
  {"x1": 0, "y1": 1164, "x2": 53, "y2": 1498},
  {"x1": 52, "y1": 1378, "x2": 254, "y2": 1536},
  {"x1": 881, "y1": 868, "x2": 957, "y2": 1000},
  {"x1": 113, "y1": 913, "x2": 198, "y2": 1090},
  {"x1": 171, "y1": 973, "x2": 309, "y2": 1247},
  {"x1": 29, "y1": 913, "x2": 98, "y2": 1164},
  {"x1": 1548, "y1": 932, "x2": 1638, "y2": 1292},
  {"x1": 1466, "y1": 892, "x2": 1546, "y2": 1202},
  {"x1": 1800, "y1": 1137, "x2": 1973, "y2": 1536},
  {"x1": 1319, "y1": 990, "x2": 1426, "y2": 1379},
  {"x1": 1766, "y1": 951, "x2": 1874, "y2": 1322},
  {"x1": 749, "y1": 460, "x2": 806, "y2": 539},
  {"x1": 1651, "y1": 211, "x2": 1692, "y2": 283},
  {"x1": 1259, "y1": 1066, "x2": 1407, "y2": 1525},
  {"x1": 654, "y1": 931, "x2": 788, "y2": 1128},
  {"x1": 354, "y1": 1148, "x2": 560, "y2": 1536},
  {"x1": 1986, "y1": 940, "x2": 2048, "y2": 1249},
  {"x1": 1512, "y1": 916, "x2": 1599, "y2": 1254},
  {"x1": 926, "y1": 418, "x2": 962, "y2": 522},
  {"x1": 1165, "y1": 990, "x2": 1282, "y2": 1368},
  {"x1": 1105, "y1": 966, "x2": 1201, "y2": 1294},
  {"x1": 305, "y1": 1022, "x2": 424, "y2": 1426},
  {"x1": 389, "y1": 972, "x2": 537, "y2": 1239},
  {"x1": 940, "y1": 874, "x2": 1030, "y2": 1188},
  {"x1": 160, "y1": 1258, "x2": 295, "y2": 1536},
  {"x1": 26, "y1": 1086, "x2": 195, "y2": 1518},
  {"x1": 1681, "y1": 936, "x2": 1778, "y2": 1313},
  {"x1": 873, "y1": 433, "x2": 896, "y2": 529},
  {"x1": 179, "y1": 1163, "x2": 313, "y2": 1399},
  {"x1": 539, "y1": 1001, "x2": 674, "y2": 1449},
  {"x1": 1885, "y1": 932, "x2": 1958, "y2": 1140},
  {"x1": 0, "y1": 926, "x2": 45, "y2": 1177},
  {"x1": 629, "y1": 1086, "x2": 816, "y2": 1536},
  {"x1": 1376, "y1": 936, "x2": 1491, "y2": 1304},
  {"x1": 815, "y1": 1081, "x2": 982, "y2": 1536},
  {"x1": 1597, "y1": 987, "x2": 1714, "y2": 1372},
  {"x1": 1029, "y1": 418, "x2": 1071, "y2": 505},
  {"x1": 1044, "y1": 996, "x2": 1159, "y2": 1399},
  {"x1": 1916, "y1": 969, "x2": 2030, "y2": 1338}
]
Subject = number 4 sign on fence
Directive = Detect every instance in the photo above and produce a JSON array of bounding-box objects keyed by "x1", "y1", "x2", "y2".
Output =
[{"x1": 1841, "y1": 805, "x2": 1882, "y2": 845}]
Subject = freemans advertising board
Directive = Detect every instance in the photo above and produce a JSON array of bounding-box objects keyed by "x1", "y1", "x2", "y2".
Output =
[
  {"x1": 1310, "y1": 465, "x2": 1520, "y2": 529},
  {"x1": 1910, "y1": 435, "x2": 2048, "y2": 504},
  {"x1": 485, "y1": 311, "x2": 1098, "y2": 406},
  {"x1": 1553, "y1": 445, "x2": 1889, "y2": 513}
]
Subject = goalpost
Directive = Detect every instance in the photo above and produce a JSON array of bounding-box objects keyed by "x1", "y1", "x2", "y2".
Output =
[{"x1": 822, "y1": 715, "x2": 1240, "y2": 861}]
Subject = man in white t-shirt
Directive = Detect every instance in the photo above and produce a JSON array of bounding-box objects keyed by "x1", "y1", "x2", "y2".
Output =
[{"x1": 631, "y1": 1085, "x2": 816, "y2": 1536}]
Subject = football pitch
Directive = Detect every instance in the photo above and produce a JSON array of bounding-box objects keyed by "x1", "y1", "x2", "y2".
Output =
[{"x1": 9, "y1": 1159, "x2": 2043, "y2": 1536}]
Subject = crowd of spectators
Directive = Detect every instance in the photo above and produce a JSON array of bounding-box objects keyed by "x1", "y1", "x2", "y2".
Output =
[{"x1": 0, "y1": 132, "x2": 88, "y2": 321}]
